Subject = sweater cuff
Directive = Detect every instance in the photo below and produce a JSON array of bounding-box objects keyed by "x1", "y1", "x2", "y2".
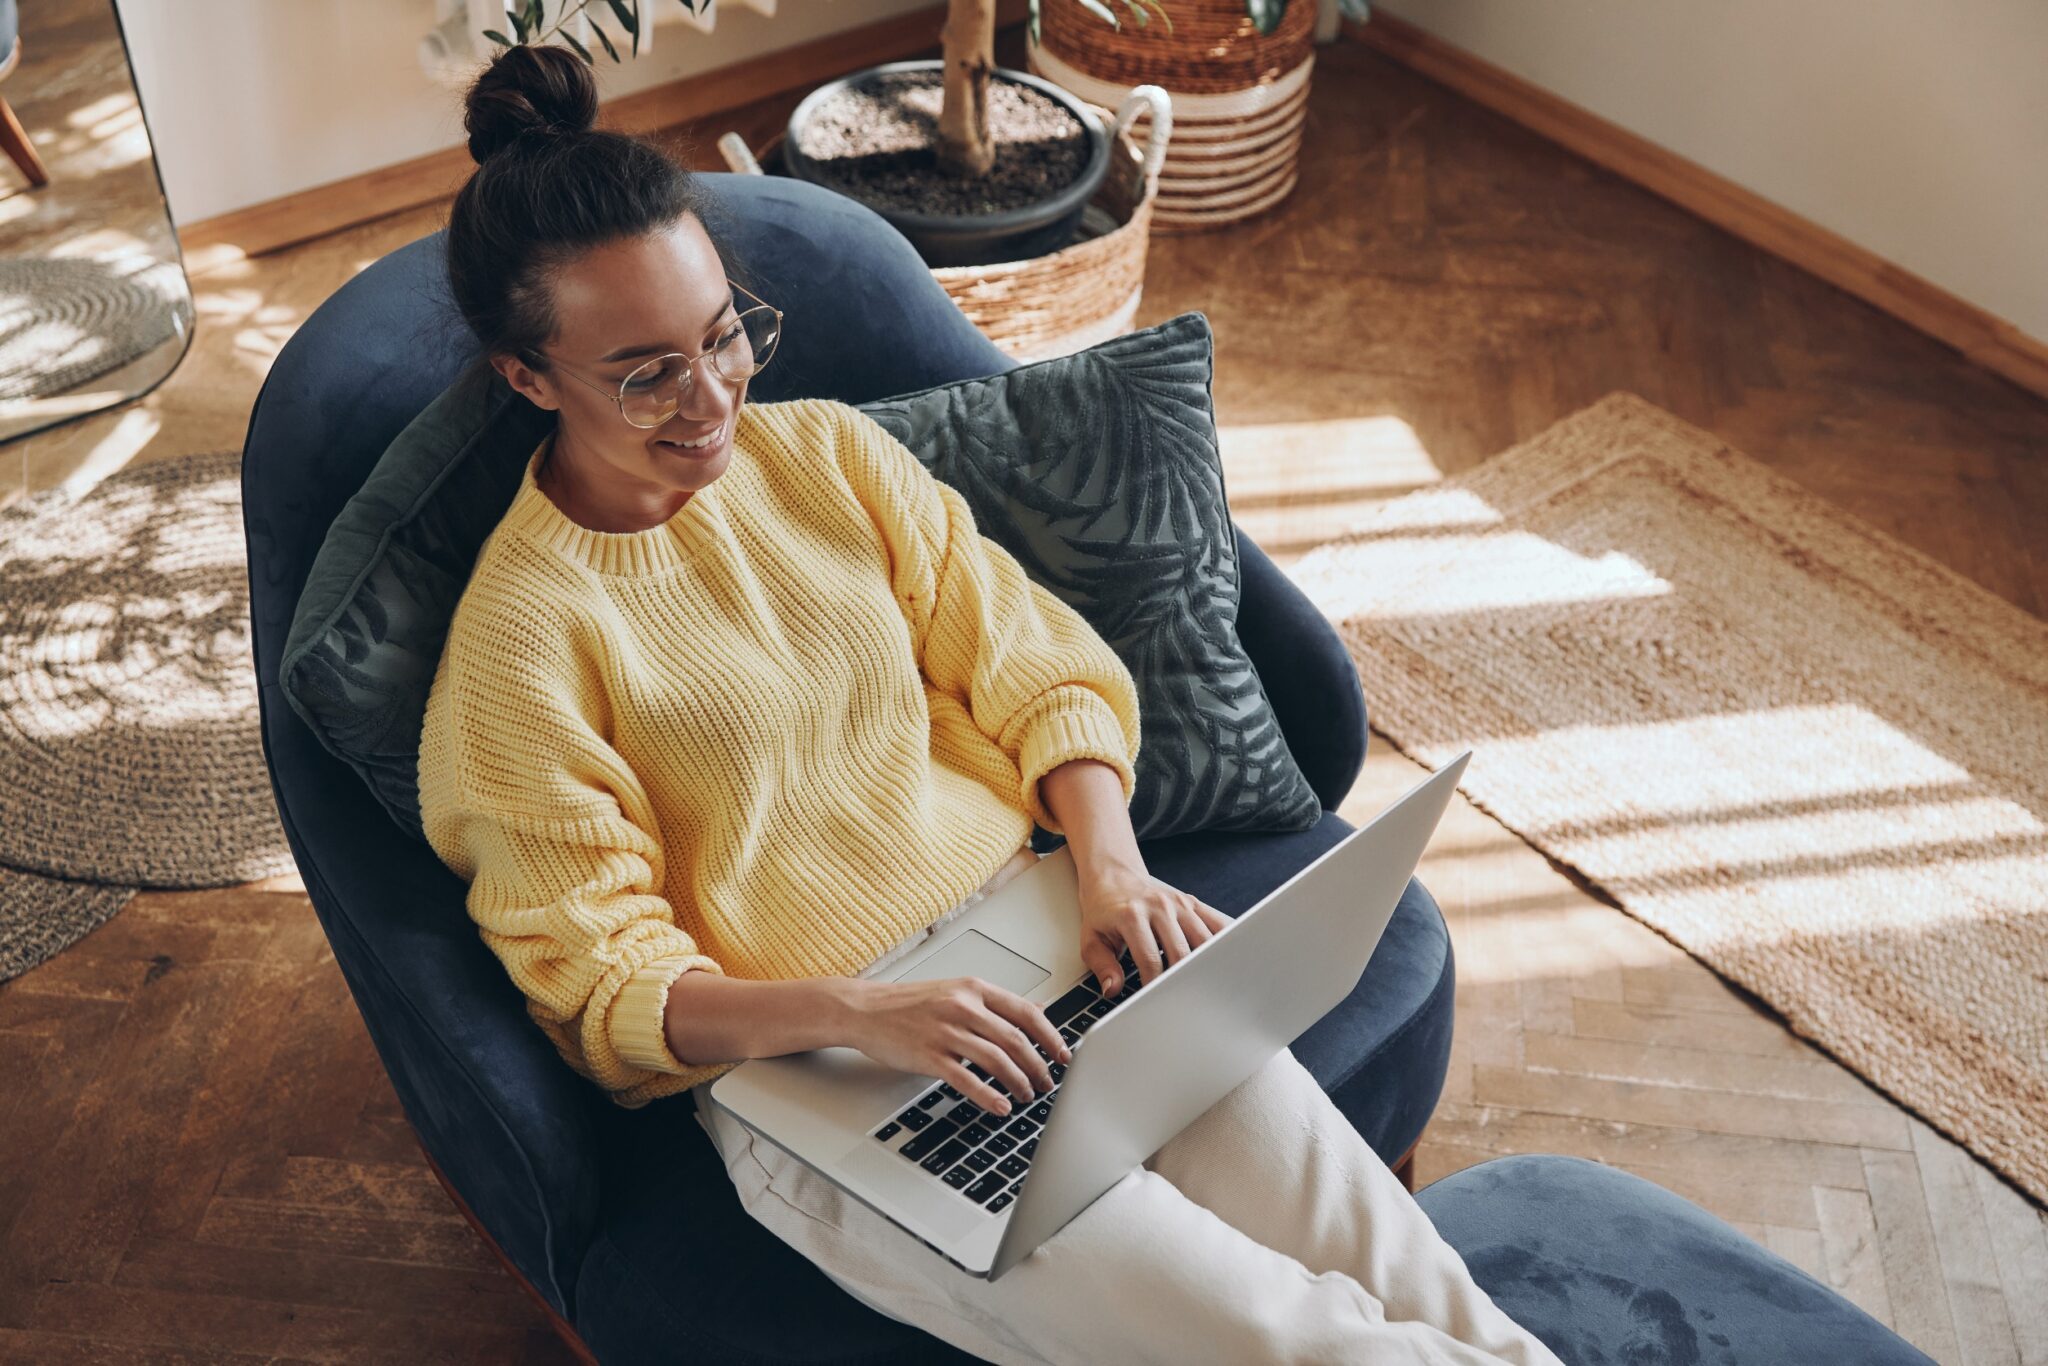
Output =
[
  {"x1": 611, "y1": 953, "x2": 725, "y2": 1075},
  {"x1": 1018, "y1": 688, "x2": 1137, "y2": 835}
]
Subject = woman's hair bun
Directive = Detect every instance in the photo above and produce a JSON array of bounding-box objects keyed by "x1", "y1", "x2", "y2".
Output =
[{"x1": 463, "y1": 43, "x2": 600, "y2": 165}]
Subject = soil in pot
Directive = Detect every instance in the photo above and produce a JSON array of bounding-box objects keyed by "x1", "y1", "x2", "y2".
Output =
[{"x1": 794, "y1": 68, "x2": 1089, "y2": 216}]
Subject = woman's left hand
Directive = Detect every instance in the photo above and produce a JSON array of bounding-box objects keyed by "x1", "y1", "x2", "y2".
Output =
[{"x1": 1076, "y1": 864, "x2": 1231, "y2": 996}]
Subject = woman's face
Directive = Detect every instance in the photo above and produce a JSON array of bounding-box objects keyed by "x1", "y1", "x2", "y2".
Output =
[{"x1": 495, "y1": 215, "x2": 749, "y2": 503}]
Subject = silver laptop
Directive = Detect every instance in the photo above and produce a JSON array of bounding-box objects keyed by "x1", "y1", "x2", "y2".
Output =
[{"x1": 707, "y1": 750, "x2": 1472, "y2": 1281}]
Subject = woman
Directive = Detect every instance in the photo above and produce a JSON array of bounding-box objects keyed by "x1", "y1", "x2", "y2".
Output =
[{"x1": 419, "y1": 42, "x2": 1565, "y2": 1366}]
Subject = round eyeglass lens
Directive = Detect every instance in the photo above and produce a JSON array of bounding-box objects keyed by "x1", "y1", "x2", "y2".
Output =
[{"x1": 617, "y1": 306, "x2": 782, "y2": 428}]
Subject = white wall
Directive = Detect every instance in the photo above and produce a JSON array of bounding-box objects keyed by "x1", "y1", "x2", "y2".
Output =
[
  {"x1": 115, "y1": 0, "x2": 932, "y2": 226},
  {"x1": 1372, "y1": 0, "x2": 2048, "y2": 345}
]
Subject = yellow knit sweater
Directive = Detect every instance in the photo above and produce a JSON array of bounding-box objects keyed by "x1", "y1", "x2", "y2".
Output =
[{"x1": 417, "y1": 397, "x2": 1142, "y2": 1108}]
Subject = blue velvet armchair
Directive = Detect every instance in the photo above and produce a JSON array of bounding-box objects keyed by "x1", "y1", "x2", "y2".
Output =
[{"x1": 238, "y1": 172, "x2": 1929, "y2": 1365}]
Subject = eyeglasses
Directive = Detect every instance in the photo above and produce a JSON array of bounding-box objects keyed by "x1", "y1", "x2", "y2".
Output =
[{"x1": 533, "y1": 277, "x2": 784, "y2": 429}]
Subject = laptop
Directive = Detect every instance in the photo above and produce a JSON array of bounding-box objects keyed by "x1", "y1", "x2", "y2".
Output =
[{"x1": 707, "y1": 750, "x2": 1472, "y2": 1281}]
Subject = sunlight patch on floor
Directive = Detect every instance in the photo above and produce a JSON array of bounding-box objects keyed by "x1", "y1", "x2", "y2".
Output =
[
  {"x1": 51, "y1": 406, "x2": 161, "y2": 503},
  {"x1": 1217, "y1": 412, "x2": 1443, "y2": 502},
  {"x1": 1302, "y1": 525, "x2": 1673, "y2": 620}
]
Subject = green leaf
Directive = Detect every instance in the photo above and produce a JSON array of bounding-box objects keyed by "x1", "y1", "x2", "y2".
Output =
[
  {"x1": 1246, "y1": 0, "x2": 1283, "y2": 34},
  {"x1": 589, "y1": 18, "x2": 621, "y2": 60},
  {"x1": 605, "y1": 0, "x2": 638, "y2": 34},
  {"x1": 1076, "y1": 0, "x2": 1119, "y2": 29},
  {"x1": 1335, "y1": 0, "x2": 1371, "y2": 19},
  {"x1": 508, "y1": 6, "x2": 531, "y2": 40},
  {"x1": 560, "y1": 27, "x2": 592, "y2": 61},
  {"x1": 483, "y1": 27, "x2": 515, "y2": 46}
]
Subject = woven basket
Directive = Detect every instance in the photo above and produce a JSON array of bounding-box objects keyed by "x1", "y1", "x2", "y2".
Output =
[
  {"x1": 1026, "y1": 0, "x2": 1315, "y2": 231},
  {"x1": 719, "y1": 85, "x2": 1172, "y2": 363}
]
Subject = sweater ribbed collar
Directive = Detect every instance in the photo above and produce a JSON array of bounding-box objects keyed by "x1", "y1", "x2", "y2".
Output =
[{"x1": 500, "y1": 419, "x2": 741, "y2": 576}]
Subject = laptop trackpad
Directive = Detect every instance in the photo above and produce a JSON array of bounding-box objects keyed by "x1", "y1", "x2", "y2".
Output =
[{"x1": 888, "y1": 929, "x2": 1050, "y2": 996}]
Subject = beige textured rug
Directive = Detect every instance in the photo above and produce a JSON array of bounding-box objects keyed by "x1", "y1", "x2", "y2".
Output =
[
  {"x1": 1291, "y1": 393, "x2": 2048, "y2": 1205},
  {"x1": 0, "y1": 450, "x2": 296, "y2": 982}
]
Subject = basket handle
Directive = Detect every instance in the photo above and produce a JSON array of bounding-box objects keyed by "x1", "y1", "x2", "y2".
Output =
[
  {"x1": 1111, "y1": 84, "x2": 1173, "y2": 182},
  {"x1": 718, "y1": 131, "x2": 764, "y2": 176}
]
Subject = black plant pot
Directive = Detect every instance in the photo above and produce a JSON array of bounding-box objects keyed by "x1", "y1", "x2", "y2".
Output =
[{"x1": 781, "y1": 58, "x2": 1113, "y2": 269}]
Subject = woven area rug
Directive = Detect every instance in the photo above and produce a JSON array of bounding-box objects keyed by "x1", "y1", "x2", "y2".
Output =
[
  {"x1": 1291, "y1": 393, "x2": 2048, "y2": 1204},
  {"x1": 0, "y1": 256, "x2": 192, "y2": 401},
  {"x1": 0, "y1": 866, "x2": 134, "y2": 982},
  {"x1": 0, "y1": 450, "x2": 296, "y2": 981}
]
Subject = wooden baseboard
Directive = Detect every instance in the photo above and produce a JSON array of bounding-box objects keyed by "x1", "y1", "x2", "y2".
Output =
[
  {"x1": 175, "y1": 0, "x2": 1031, "y2": 267},
  {"x1": 1344, "y1": 11, "x2": 2048, "y2": 403}
]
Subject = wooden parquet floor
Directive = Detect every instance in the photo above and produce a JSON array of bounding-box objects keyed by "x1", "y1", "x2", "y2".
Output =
[{"x1": 3, "y1": 22, "x2": 2044, "y2": 1365}]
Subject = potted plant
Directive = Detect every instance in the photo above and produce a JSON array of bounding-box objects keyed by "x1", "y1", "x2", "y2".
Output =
[
  {"x1": 769, "y1": 0, "x2": 1173, "y2": 267},
  {"x1": 488, "y1": 0, "x2": 1170, "y2": 267}
]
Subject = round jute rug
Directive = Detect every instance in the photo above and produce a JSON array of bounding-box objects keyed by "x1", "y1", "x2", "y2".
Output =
[
  {"x1": 0, "y1": 863, "x2": 133, "y2": 982},
  {"x1": 0, "y1": 256, "x2": 192, "y2": 401},
  {"x1": 0, "y1": 449, "x2": 296, "y2": 969}
]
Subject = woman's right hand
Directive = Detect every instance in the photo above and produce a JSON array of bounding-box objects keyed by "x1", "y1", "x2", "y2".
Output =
[{"x1": 843, "y1": 976, "x2": 1071, "y2": 1117}]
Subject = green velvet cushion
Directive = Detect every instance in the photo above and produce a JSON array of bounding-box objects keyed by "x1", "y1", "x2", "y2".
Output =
[
  {"x1": 281, "y1": 311, "x2": 1321, "y2": 843},
  {"x1": 279, "y1": 359, "x2": 550, "y2": 840}
]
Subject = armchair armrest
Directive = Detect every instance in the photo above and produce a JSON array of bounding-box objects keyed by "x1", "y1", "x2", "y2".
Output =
[
  {"x1": 253, "y1": 678, "x2": 604, "y2": 1322},
  {"x1": 1233, "y1": 527, "x2": 1369, "y2": 810}
]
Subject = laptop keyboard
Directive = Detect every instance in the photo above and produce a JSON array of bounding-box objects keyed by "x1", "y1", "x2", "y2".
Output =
[{"x1": 870, "y1": 947, "x2": 1143, "y2": 1214}]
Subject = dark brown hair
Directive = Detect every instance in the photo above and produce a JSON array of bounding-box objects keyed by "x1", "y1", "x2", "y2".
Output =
[{"x1": 443, "y1": 43, "x2": 744, "y2": 372}]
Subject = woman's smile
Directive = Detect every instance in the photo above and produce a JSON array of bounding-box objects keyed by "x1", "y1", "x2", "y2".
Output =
[{"x1": 656, "y1": 414, "x2": 730, "y2": 459}]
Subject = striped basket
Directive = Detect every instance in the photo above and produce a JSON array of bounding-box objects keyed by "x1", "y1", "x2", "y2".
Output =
[
  {"x1": 1027, "y1": 0, "x2": 1315, "y2": 231},
  {"x1": 719, "y1": 84, "x2": 1173, "y2": 363}
]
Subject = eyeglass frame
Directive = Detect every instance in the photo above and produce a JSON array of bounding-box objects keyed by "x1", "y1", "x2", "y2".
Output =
[{"x1": 525, "y1": 277, "x2": 784, "y2": 429}]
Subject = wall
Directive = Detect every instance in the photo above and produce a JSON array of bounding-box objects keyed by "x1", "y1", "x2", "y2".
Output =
[
  {"x1": 114, "y1": 0, "x2": 933, "y2": 226},
  {"x1": 1370, "y1": 0, "x2": 2048, "y2": 345}
]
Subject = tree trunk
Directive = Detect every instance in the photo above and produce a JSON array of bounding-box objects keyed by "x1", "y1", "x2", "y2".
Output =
[{"x1": 935, "y1": 0, "x2": 997, "y2": 179}]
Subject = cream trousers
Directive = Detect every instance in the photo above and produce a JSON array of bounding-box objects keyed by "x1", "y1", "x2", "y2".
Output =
[{"x1": 694, "y1": 846, "x2": 1566, "y2": 1366}]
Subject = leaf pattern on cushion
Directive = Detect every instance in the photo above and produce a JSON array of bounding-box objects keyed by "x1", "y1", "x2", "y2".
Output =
[{"x1": 856, "y1": 311, "x2": 1324, "y2": 840}]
